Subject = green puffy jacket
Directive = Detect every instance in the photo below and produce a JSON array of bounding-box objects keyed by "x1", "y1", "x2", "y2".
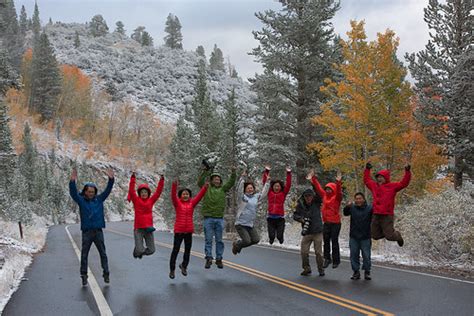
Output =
[{"x1": 197, "y1": 170, "x2": 236, "y2": 217}]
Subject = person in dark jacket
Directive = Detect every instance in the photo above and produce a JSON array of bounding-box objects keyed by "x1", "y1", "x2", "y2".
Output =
[
  {"x1": 343, "y1": 192, "x2": 373, "y2": 280},
  {"x1": 69, "y1": 168, "x2": 114, "y2": 286},
  {"x1": 293, "y1": 189, "x2": 324, "y2": 276}
]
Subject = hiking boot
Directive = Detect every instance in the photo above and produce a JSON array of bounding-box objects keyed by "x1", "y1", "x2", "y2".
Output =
[
  {"x1": 216, "y1": 259, "x2": 224, "y2": 269},
  {"x1": 319, "y1": 270, "x2": 325, "y2": 277},
  {"x1": 397, "y1": 237, "x2": 404, "y2": 247},
  {"x1": 81, "y1": 275, "x2": 88, "y2": 286},
  {"x1": 364, "y1": 271, "x2": 371, "y2": 280},
  {"x1": 103, "y1": 273, "x2": 110, "y2": 284},
  {"x1": 351, "y1": 271, "x2": 361, "y2": 280},
  {"x1": 323, "y1": 259, "x2": 331, "y2": 269},
  {"x1": 278, "y1": 238, "x2": 284, "y2": 244},
  {"x1": 332, "y1": 263, "x2": 339, "y2": 269},
  {"x1": 269, "y1": 239, "x2": 274, "y2": 245},
  {"x1": 179, "y1": 264, "x2": 187, "y2": 276},
  {"x1": 169, "y1": 270, "x2": 175, "y2": 279},
  {"x1": 232, "y1": 242, "x2": 239, "y2": 255},
  {"x1": 205, "y1": 258, "x2": 212, "y2": 269},
  {"x1": 300, "y1": 269, "x2": 312, "y2": 276}
]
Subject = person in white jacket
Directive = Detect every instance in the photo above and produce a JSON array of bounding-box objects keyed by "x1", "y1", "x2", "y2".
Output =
[{"x1": 232, "y1": 168, "x2": 271, "y2": 255}]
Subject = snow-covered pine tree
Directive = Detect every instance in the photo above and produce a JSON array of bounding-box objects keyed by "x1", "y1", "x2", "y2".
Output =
[
  {"x1": 29, "y1": 32, "x2": 61, "y2": 122},
  {"x1": 115, "y1": 21, "x2": 125, "y2": 35},
  {"x1": 131, "y1": 26, "x2": 145, "y2": 43},
  {"x1": 0, "y1": 49, "x2": 19, "y2": 95},
  {"x1": 141, "y1": 31, "x2": 153, "y2": 47},
  {"x1": 31, "y1": 1, "x2": 41, "y2": 41},
  {"x1": 73, "y1": 30, "x2": 80, "y2": 48},
  {"x1": 405, "y1": 0, "x2": 473, "y2": 188},
  {"x1": 18, "y1": 122, "x2": 37, "y2": 202},
  {"x1": 209, "y1": 44, "x2": 225, "y2": 72},
  {"x1": 89, "y1": 14, "x2": 109, "y2": 37},
  {"x1": 0, "y1": 0, "x2": 23, "y2": 70},
  {"x1": 0, "y1": 97, "x2": 16, "y2": 193},
  {"x1": 19, "y1": 5, "x2": 27, "y2": 36},
  {"x1": 196, "y1": 45, "x2": 205, "y2": 58},
  {"x1": 6, "y1": 166, "x2": 33, "y2": 224},
  {"x1": 164, "y1": 13, "x2": 183, "y2": 50},
  {"x1": 250, "y1": 0, "x2": 340, "y2": 185}
]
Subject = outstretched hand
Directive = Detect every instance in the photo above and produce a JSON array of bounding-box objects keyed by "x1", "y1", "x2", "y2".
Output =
[
  {"x1": 336, "y1": 170, "x2": 342, "y2": 182},
  {"x1": 264, "y1": 164, "x2": 271, "y2": 171},
  {"x1": 241, "y1": 169, "x2": 248, "y2": 177},
  {"x1": 71, "y1": 168, "x2": 78, "y2": 181},
  {"x1": 160, "y1": 174, "x2": 165, "y2": 180},
  {"x1": 107, "y1": 168, "x2": 114, "y2": 179},
  {"x1": 286, "y1": 165, "x2": 292, "y2": 172},
  {"x1": 306, "y1": 169, "x2": 315, "y2": 180},
  {"x1": 204, "y1": 179, "x2": 210, "y2": 187},
  {"x1": 404, "y1": 164, "x2": 411, "y2": 171},
  {"x1": 366, "y1": 162, "x2": 372, "y2": 170}
]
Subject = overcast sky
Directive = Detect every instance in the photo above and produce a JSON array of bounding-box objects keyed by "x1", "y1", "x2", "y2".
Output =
[{"x1": 14, "y1": 0, "x2": 430, "y2": 80}]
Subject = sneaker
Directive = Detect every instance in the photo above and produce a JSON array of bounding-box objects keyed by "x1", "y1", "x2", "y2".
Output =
[
  {"x1": 232, "y1": 242, "x2": 239, "y2": 255},
  {"x1": 103, "y1": 273, "x2": 110, "y2": 284},
  {"x1": 216, "y1": 259, "x2": 224, "y2": 269},
  {"x1": 81, "y1": 275, "x2": 88, "y2": 286},
  {"x1": 332, "y1": 263, "x2": 339, "y2": 269},
  {"x1": 351, "y1": 271, "x2": 361, "y2": 280},
  {"x1": 397, "y1": 237, "x2": 404, "y2": 247},
  {"x1": 205, "y1": 258, "x2": 212, "y2": 269},
  {"x1": 269, "y1": 239, "x2": 274, "y2": 245},
  {"x1": 169, "y1": 270, "x2": 175, "y2": 279},
  {"x1": 278, "y1": 239, "x2": 284, "y2": 244},
  {"x1": 323, "y1": 259, "x2": 331, "y2": 268},
  {"x1": 300, "y1": 269, "x2": 312, "y2": 276},
  {"x1": 364, "y1": 271, "x2": 371, "y2": 280},
  {"x1": 179, "y1": 264, "x2": 187, "y2": 276},
  {"x1": 319, "y1": 270, "x2": 325, "y2": 277}
]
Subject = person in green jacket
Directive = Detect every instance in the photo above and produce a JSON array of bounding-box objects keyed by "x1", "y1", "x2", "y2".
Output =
[{"x1": 198, "y1": 160, "x2": 236, "y2": 269}]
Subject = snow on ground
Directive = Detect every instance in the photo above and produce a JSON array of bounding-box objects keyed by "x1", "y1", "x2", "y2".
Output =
[{"x1": 0, "y1": 215, "x2": 49, "y2": 313}]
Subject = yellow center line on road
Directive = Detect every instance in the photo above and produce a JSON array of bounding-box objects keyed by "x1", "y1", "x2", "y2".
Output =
[{"x1": 107, "y1": 228, "x2": 394, "y2": 316}]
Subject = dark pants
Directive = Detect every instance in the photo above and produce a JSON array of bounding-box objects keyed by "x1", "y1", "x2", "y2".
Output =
[
  {"x1": 371, "y1": 214, "x2": 402, "y2": 241},
  {"x1": 133, "y1": 228, "x2": 155, "y2": 257},
  {"x1": 80, "y1": 229, "x2": 109, "y2": 276},
  {"x1": 169, "y1": 233, "x2": 192, "y2": 271},
  {"x1": 267, "y1": 217, "x2": 285, "y2": 244},
  {"x1": 349, "y1": 237, "x2": 371, "y2": 272},
  {"x1": 323, "y1": 223, "x2": 341, "y2": 264},
  {"x1": 235, "y1": 225, "x2": 260, "y2": 252}
]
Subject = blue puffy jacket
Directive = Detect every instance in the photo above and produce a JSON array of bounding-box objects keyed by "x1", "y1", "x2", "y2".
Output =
[{"x1": 69, "y1": 178, "x2": 114, "y2": 231}]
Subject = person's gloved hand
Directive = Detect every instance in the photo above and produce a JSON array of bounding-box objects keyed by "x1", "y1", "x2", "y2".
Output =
[
  {"x1": 405, "y1": 164, "x2": 411, "y2": 172},
  {"x1": 366, "y1": 162, "x2": 372, "y2": 170}
]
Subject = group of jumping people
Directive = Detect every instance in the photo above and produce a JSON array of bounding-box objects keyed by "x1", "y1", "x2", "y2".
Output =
[{"x1": 69, "y1": 159, "x2": 411, "y2": 285}]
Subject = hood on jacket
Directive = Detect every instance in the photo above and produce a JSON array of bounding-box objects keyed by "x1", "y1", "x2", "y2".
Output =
[
  {"x1": 81, "y1": 182, "x2": 98, "y2": 196},
  {"x1": 137, "y1": 183, "x2": 151, "y2": 197},
  {"x1": 298, "y1": 189, "x2": 322, "y2": 206},
  {"x1": 375, "y1": 169, "x2": 391, "y2": 182},
  {"x1": 324, "y1": 182, "x2": 337, "y2": 195},
  {"x1": 210, "y1": 173, "x2": 223, "y2": 186}
]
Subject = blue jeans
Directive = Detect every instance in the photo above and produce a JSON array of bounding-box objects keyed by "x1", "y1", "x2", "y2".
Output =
[
  {"x1": 204, "y1": 217, "x2": 224, "y2": 260},
  {"x1": 80, "y1": 229, "x2": 109, "y2": 276},
  {"x1": 349, "y1": 237, "x2": 371, "y2": 272}
]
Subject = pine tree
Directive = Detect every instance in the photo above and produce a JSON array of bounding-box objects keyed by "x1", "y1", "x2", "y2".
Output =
[
  {"x1": 406, "y1": 0, "x2": 473, "y2": 188},
  {"x1": 141, "y1": 31, "x2": 154, "y2": 47},
  {"x1": 48, "y1": 17, "x2": 53, "y2": 25},
  {"x1": 0, "y1": 0, "x2": 23, "y2": 69},
  {"x1": 89, "y1": 14, "x2": 109, "y2": 37},
  {"x1": 196, "y1": 45, "x2": 205, "y2": 58},
  {"x1": 115, "y1": 21, "x2": 125, "y2": 35},
  {"x1": 31, "y1": 1, "x2": 41, "y2": 41},
  {"x1": 29, "y1": 32, "x2": 61, "y2": 122},
  {"x1": 250, "y1": 0, "x2": 340, "y2": 185},
  {"x1": 131, "y1": 26, "x2": 145, "y2": 43},
  {"x1": 73, "y1": 30, "x2": 80, "y2": 48},
  {"x1": 0, "y1": 49, "x2": 19, "y2": 95},
  {"x1": 6, "y1": 166, "x2": 33, "y2": 224},
  {"x1": 209, "y1": 44, "x2": 225, "y2": 72},
  {"x1": 164, "y1": 13, "x2": 183, "y2": 50},
  {"x1": 0, "y1": 97, "x2": 17, "y2": 192},
  {"x1": 19, "y1": 5, "x2": 28, "y2": 36},
  {"x1": 19, "y1": 122, "x2": 37, "y2": 201}
]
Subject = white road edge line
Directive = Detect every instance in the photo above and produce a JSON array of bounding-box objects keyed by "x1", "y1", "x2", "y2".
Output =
[
  {"x1": 65, "y1": 226, "x2": 114, "y2": 316},
  {"x1": 251, "y1": 244, "x2": 474, "y2": 285}
]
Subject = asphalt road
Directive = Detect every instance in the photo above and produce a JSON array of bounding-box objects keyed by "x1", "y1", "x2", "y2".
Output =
[{"x1": 3, "y1": 222, "x2": 473, "y2": 316}]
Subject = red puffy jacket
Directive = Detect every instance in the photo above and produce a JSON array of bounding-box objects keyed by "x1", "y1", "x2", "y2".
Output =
[
  {"x1": 311, "y1": 177, "x2": 342, "y2": 224},
  {"x1": 171, "y1": 182, "x2": 208, "y2": 233},
  {"x1": 364, "y1": 168, "x2": 411, "y2": 215},
  {"x1": 262, "y1": 170, "x2": 292, "y2": 217},
  {"x1": 129, "y1": 175, "x2": 165, "y2": 229}
]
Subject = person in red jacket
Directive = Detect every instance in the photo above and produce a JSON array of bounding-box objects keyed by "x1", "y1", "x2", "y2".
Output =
[
  {"x1": 364, "y1": 162, "x2": 411, "y2": 247},
  {"x1": 169, "y1": 179, "x2": 208, "y2": 279},
  {"x1": 128, "y1": 172, "x2": 165, "y2": 259},
  {"x1": 262, "y1": 165, "x2": 292, "y2": 244},
  {"x1": 307, "y1": 169, "x2": 343, "y2": 269}
]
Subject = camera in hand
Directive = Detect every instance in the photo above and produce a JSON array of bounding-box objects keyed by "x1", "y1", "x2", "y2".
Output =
[{"x1": 301, "y1": 217, "x2": 312, "y2": 236}]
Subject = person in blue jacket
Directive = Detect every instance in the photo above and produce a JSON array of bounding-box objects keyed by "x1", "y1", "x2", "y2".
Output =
[{"x1": 69, "y1": 168, "x2": 115, "y2": 286}]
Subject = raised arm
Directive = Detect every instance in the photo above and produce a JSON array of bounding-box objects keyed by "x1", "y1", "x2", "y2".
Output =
[
  {"x1": 171, "y1": 181, "x2": 179, "y2": 207},
  {"x1": 394, "y1": 166, "x2": 412, "y2": 192},
  {"x1": 236, "y1": 176, "x2": 245, "y2": 201},
  {"x1": 222, "y1": 169, "x2": 237, "y2": 192},
  {"x1": 258, "y1": 181, "x2": 271, "y2": 204},
  {"x1": 335, "y1": 180, "x2": 343, "y2": 202},
  {"x1": 69, "y1": 169, "x2": 80, "y2": 203},
  {"x1": 363, "y1": 163, "x2": 376, "y2": 192},
  {"x1": 128, "y1": 173, "x2": 138, "y2": 204},
  {"x1": 310, "y1": 176, "x2": 326, "y2": 199},
  {"x1": 262, "y1": 167, "x2": 270, "y2": 185},
  {"x1": 283, "y1": 167, "x2": 292, "y2": 195},
  {"x1": 150, "y1": 175, "x2": 165, "y2": 204},
  {"x1": 197, "y1": 170, "x2": 211, "y2": 188},
  {"x1": 97, "y1": 169, "x2": 115, "y2": 202},
  {"x1": 192, "y1": 183, "x2": 209, "y2": 207}
]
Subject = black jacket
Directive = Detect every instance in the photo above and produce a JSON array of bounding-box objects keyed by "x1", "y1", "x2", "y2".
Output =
[
  {"x1": 293, "y1": 189, "x2": 323, "y2": 235},
  {"x1": 343, "y1": 203, "x2": 372, "y2": 240}
]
